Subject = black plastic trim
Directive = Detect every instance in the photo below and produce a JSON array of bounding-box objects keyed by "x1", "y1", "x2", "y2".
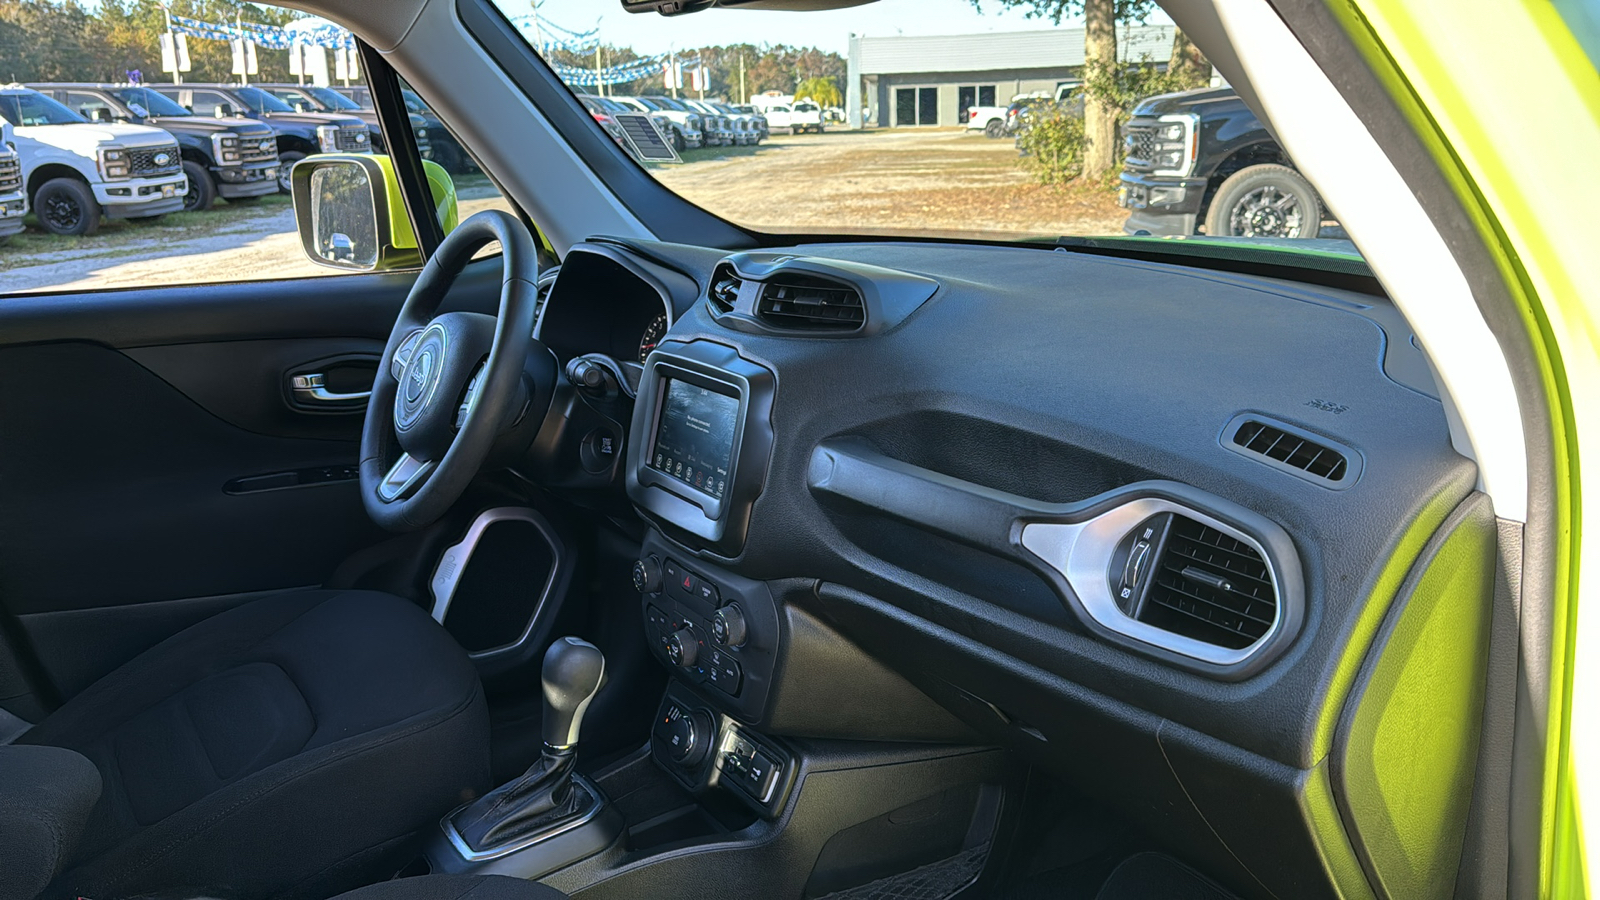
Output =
[
  {"x1": 707, "y1": 251, "x2": 941, "y2": 337},
  {"x1": 807, "y1": 438, "x2": 1305, "y2": 678},
  {"x1": 1220, "y1": 412, "x2": 1364, "y2": 490}
]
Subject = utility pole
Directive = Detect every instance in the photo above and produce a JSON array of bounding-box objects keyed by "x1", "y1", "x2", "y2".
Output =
[
  {"x1": 530, "y1": 0, "x2": 544, "y2": 55},
  {"x1": 739, "y1": 53, "x2": 746, "y2": 104},
  {"x1": 697, "y1": 50, "x2": 705, "y2": 100},
  {"x1": 669, "y1": 44, "x2": 678, "y2": 99}
]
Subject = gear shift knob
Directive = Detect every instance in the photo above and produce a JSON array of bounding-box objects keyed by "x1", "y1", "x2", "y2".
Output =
[{"x1": 541, "y1": 637, "x2": 606, "y2": 750}]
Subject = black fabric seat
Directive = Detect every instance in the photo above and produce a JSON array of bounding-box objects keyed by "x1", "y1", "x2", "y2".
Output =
[
  {"x1": 331, "y1": 875, "x2": 568, "y2": 900},
  {"x1": 19, "y1": 590, "x2": 492, "y2": 900}
]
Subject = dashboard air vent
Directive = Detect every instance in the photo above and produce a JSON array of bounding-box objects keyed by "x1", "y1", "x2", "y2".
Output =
[
  {"x1": 709, "y1": 266, "x2": 742, "y2": 313},
  {"x1": 1231, "y1": 419, "x2": 1349, "y2": 482},
  {"x1": 757, "y1": 275, "x2": 865, "y2": 331},
  {"x1": 1139, "y1": 515, "x2": 1277, "y2": 650}
]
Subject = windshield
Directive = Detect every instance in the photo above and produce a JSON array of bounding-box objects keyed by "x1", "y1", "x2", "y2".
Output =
[
  {"x1": 304, "y1": 86, "x2": 363, "y2": 111},
  {"x1": 493, "y1": 0, "x2": 1360, "y2": 256},
  {"x1": 233, "y1": 86, "x2": 295, "y2": 115},
  {"x1": 113, "y1": 87, "x2": 190, "y2": 117},
  {"x1": 0, "y1": 90, "x2": 87, "y2": 126}
]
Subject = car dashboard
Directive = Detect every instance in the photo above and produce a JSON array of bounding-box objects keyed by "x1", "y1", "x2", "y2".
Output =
[{"x1": 527, "y1": 235, "x2": 1485, "y2": 899}]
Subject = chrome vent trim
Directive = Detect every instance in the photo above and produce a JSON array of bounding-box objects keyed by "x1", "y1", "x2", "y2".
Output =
[{"x1": 1020, "y1": 498, "x2": 1287, "y2": 668}]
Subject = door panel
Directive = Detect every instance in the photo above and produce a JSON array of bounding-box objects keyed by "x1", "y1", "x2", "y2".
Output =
[{"x1": 0, "y1": 262, "x2": 504, "y2": 707}]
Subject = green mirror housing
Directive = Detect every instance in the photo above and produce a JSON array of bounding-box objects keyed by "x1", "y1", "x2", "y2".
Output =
[{"x1": 290, "y1": 154, "x2": 459, "y2": 272}]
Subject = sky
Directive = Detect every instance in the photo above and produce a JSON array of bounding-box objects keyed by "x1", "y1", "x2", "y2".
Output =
[{"x1": 518, "y1": 0, "x2": 1172, "y2": 56}]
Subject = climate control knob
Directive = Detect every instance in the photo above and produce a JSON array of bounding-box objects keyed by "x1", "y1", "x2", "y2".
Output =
[
  {"x1": 712, "y1": 604, "x2": 748, "y2": 648},
  {"x1": 632, "y1": 557, "x2": 662, "y2": 594},
  {"x1": 665, "y1": 628, "x2": 700, "y2": 668}
]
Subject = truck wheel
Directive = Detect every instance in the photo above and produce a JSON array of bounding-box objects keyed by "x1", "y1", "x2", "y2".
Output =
[
  {"x1": 984, "y1": 119, "x2": 1005, "y2": 139},
  {"x1": 277, "y1": 151, "x2": 306, "y2": 194},
  {"x1": 34, "y1": 178, "x2": 100, "y2": 236},
  {"x1": 1204, "y1": 164, "x2": 1322, "y2": 239},
  {"x1": 670, "y1": 128, "x2": 686, "y2": 153},
  {"x1": 181, "y1": 160, "x2": 216, "y2": 212}
]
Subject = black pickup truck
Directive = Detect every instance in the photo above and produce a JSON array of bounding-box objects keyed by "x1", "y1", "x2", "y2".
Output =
[
  {"x1": 254, "y1": 83, "x2": 432, "y2": 162},
  {"x1": 147, "y1": 84, "x2": 370, "y2": 194},
  {"x1": 1117, "y1": 86, "x2": 1323, "y2": 239},
  {"x1": 29, "y1": 83, "x2": 280, "y2": 212}
]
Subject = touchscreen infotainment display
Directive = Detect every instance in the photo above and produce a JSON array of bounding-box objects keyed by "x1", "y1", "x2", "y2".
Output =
[{"x1": 650, "y1": 379, "x2": 739, "y2": 499}]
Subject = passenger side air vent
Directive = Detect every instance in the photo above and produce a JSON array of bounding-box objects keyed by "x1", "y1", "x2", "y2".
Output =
[
  {"x1": 1223, "y1": 414, "x2": 1359, "y2": 488},
  {"x1": 708, "y1": 265, "x2": 742, "y2": 313},
  {"x1": 756, "y1": 275, "x2": 865, "y2": 331},
  {"x1": 1138, "y1": 514, "x2": 1278, "y2": 650}
]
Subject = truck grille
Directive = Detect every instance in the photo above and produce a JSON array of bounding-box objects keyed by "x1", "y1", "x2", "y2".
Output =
[
  {"x1": 0, "y1": 154, "x2": 20, "y2": 194},
  {"x1": 1123, "y1": 121, "x2": 1157, "y2": 173},
  {"x1": 130, "y1": 144, "x2": 183, "y2": 177},
  {"x1": 334, "y1": 126, "x2": 370, "y2": 152},
  {"x1": 240, "y1": 133, "x2": 278, "y2": 164}
]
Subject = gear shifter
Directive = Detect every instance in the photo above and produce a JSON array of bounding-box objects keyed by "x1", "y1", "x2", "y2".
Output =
[{"x1": 451, "y1": 637, "x2": 606, "y2": 852}]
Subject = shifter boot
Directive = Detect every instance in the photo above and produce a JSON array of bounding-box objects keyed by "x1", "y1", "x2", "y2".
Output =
[{"x1": 451, "y1": 749, "x2": 580, "y2": 851}]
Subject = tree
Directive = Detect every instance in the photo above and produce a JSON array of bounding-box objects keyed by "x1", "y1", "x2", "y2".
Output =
[
  {"x1": 972, "y1": 0, "x2": 1155, "y2": 179},
  {"x1": 1167, "y1": 27, "x2": 1210, "y2": 89},
  {"x1": 794, "y1": 76, "x2": 841, "y2": 108}
]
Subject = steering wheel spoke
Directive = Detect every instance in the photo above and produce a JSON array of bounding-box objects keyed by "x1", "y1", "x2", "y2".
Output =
[
  {"x1": 391, "y1": 328, "x2": 425, "y2": 381},
  {"x1": 377, "y1": 452, "x2": 436, "y2": 502}
]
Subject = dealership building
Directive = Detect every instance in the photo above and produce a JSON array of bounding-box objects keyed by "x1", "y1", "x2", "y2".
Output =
[{"x1": 845, "y1": 25, "x2": 1177, "y2": 129}]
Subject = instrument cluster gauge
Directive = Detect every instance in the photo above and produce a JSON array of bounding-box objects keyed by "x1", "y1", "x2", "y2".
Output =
[{"x1": 639, "y1": 313, "x2": 669, "y2": 362}]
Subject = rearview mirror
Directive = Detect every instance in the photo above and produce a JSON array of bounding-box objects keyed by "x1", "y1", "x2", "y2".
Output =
[{"x1": 290, "y1": 154, "x2": 459, "y2": 272}]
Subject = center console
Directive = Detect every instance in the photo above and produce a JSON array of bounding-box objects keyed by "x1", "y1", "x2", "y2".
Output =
[{"x1": 422, "y1": 338, "x2": 1010, "y2": 897}]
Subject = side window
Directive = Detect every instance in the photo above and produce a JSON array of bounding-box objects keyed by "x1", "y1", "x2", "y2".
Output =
[
  {"x1": 185, "y1": 90, "x2": 230, "y2": 117},
  {"x1": 63, "y1": 92, "x2": 114, "y2": 120},
  {"x1": 0, "y1": 3, "x2": 451, "y2": 295}
]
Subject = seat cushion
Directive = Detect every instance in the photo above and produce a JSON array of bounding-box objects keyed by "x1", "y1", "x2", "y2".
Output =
[
  {"x1": 331, "y1": 875, "x2": 568, "y2": 900},
  {"x1": 20, "y1": 590, "x2": 491, "y2": 900}
]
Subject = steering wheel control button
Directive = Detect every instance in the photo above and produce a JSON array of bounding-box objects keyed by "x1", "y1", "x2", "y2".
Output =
[
  {"x1": 666, "y1": 628, "x2": 700, "y2": 668},
  {"x1": 394, "y1": 323, "x2": 449, "y2": 433},
  {"x1": 712, "y1": 604, "x2": 747, "y2": 647},
  {"x1": 634, "y1": 558, "x2": 663, "y2": 594}
]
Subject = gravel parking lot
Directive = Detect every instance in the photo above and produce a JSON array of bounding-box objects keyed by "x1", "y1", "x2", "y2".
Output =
[{"x1": 2, "y1": 129, "x2": 1127, "y2": 294}]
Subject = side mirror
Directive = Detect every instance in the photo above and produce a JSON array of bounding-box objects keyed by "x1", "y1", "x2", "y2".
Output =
[
  {"x1": 87, "y1": 108, "x2": 112, "y2": 123},
  {"x1": 290, "y1": 154, "x2": 459, "y2": 272},
  {"x1": 215, "y1": 103, "x2": 236, "y2": 118},
  {"x1": 293, "y1": 100, "x2": 311, "y2": 113}
]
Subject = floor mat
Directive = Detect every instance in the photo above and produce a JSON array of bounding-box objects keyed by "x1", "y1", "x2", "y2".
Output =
[{"x1": 813, "y1": 841, "x2": 992, "y2": 900}]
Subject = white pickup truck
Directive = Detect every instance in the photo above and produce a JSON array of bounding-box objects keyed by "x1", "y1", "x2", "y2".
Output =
[
  {"x1": 965, "y1": 104, "x2": 1011, "y2": 138},
  {"x1": 0, "y1": 121, "x2": 24, "y2": 241},
  {"x1": 754, "y1": 97, "x2": 825, "y2": 135},
  {"x1": 0, "y1": 86, "x2": 186, "y2": 236}
]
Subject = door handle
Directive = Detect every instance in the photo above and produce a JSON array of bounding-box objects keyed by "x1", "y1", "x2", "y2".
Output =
[{"x1": 291, "y1": 373, "x2": 372, "y2": 405}]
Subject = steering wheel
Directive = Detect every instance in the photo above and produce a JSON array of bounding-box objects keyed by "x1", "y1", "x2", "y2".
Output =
[{"x1": 360, "y1": 210, "x2": 539, "y2": 531}]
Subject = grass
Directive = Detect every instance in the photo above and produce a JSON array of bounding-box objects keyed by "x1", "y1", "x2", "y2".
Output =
[{"x1": 0, "y1": 193, "x2": 291, "y2": 272}]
